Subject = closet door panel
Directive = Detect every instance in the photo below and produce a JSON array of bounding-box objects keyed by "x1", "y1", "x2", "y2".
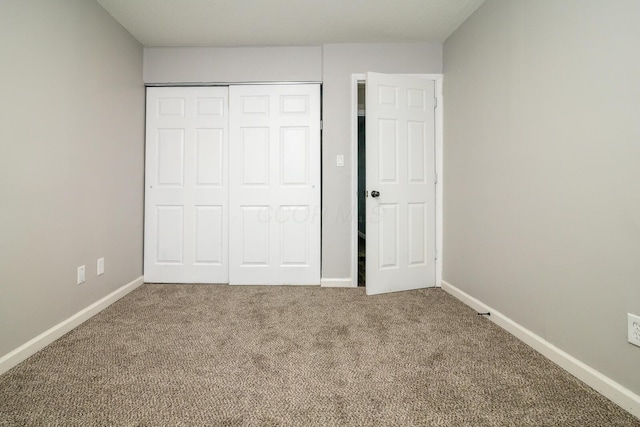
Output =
[
  {"x1": 145, "y1": 87, "x2": 229, "y2": 283},
  {"x1": 229, "y1": 85, "x2": 321, "y2": 285}
]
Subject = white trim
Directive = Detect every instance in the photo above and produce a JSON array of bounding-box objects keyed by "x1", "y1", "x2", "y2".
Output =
[
  {"x1": 351, "y1": 73, "x2": 444, "y2": 289},
  {"x1": 321, "y1": 278, "x2": 355, "y2": 288},
  {"x1": 441, "y1": 280, "x2": 640, "y2": 419},
  {"x1": 0, "y1": 276, "x2": 144, "y2": 376},
  {"x1": 434, "y1": 76, "x2": 444, "y2": 286},
  {"x1": 145, "y1": 81, "x2": 323, "y2": 87}
]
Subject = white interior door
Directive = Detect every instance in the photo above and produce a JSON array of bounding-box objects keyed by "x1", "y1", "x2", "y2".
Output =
[
  {"x1": 144, "y1": 87, "x2": 229, "y2": 283},
  {"x1": 366, "y1": 72, "x2": 436, "y2": 295},
  {"x1": 229, "y1": 84, "x2": 321, "y2": 285}
]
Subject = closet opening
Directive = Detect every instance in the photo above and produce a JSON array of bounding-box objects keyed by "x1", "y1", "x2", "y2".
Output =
[{"x1": 357, "y1": 82, "x2": 366, "y2": 287}]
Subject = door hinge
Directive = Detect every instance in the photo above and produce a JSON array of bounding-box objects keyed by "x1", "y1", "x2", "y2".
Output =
[
  {"x1": 434, "y1": 173, "x2": 438, "y2": 184},
  {"x1": 320, "y1": 120, "x2": 323, "y2": 130},
  {"x1": 433, "y1": 97, "x2": 437, "y2": 108},
  {"x1": 435, "y1": 249, "x2": 438, "y2": 260}
]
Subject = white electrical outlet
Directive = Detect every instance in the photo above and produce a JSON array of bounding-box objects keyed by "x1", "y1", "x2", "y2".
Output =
[
  {"x1": 97, "y1": 258, "x2": 104, "y2": 276},
  {"x1": 77, "y1": 265, "x2": 86, "y2": 285},
  {"x1": 628, "y1": 313, "x2": 640, "y2": 348}
]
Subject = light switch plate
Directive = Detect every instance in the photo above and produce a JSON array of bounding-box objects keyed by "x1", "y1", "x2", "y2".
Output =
[
  {"x1": 77, "y1": 265, "x2": 85, "y2": 285},
  {"x1": 628, "y1": 313, "x2": 640, "y2": 347},
  {"x1": 97, "y1": 258, "x2": 104, "y2": 276}
]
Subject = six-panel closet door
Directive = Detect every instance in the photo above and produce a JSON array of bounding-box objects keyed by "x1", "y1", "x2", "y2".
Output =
[
  {"x1": 144, "y1": 87, "x2": 229, "y2": 283},
  {"x1": 228, "y1": 84, "x2": 321, "y2": 285},
  {"x1": 144, "y1": 84, "x2": 321, "y2": 285}
]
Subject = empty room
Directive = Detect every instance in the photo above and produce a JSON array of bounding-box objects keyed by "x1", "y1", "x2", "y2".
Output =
[{"x1": 1, "y1": 0, "x2": 639, "y2": 425}]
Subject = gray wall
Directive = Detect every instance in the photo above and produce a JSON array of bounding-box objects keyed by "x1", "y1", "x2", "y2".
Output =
[
  {"x1": 143, "y1": 42, "x2": 443, "y2": 280},
  {"x1": 144, "y1": 46, "x2": 322, "y2": 83},
  {"x1": 0, "y1": 1, "x2": 144, "y2": 357},
  {"x1": 443, "y1": 0, "x2": 640, "y2": 395}
]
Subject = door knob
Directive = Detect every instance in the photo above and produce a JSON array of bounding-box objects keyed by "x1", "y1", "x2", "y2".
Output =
[{"x1": 371, "y1": 190, "x2": 380, "y2": 198}]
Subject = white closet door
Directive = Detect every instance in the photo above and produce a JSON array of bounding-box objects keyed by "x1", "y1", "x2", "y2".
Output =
[
  {"x1": 229, "y1": 84, "x2": 321, "y2": 285},
  {"x1": 366, "y1": 73, "x2": 436, "y2": 295},
  {"x1": 144, "y1": 87, "x2": 229, "y2": 283}
]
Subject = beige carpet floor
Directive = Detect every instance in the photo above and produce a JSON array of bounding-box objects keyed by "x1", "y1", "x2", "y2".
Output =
[{"x1": 0, "y1": 284, "x2": 638, "y2": 426}]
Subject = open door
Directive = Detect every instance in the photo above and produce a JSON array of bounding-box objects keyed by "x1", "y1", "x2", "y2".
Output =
[{"x1": 366, "y1": 72, "x2": 436, "y2": 295}]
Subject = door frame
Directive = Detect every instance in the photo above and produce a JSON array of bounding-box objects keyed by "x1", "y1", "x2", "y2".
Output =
[
  {"x1": 143, "y1": 82, "x2": 323, "y2": 285},
  {"x1": 350, "y1": 73, "x2": 443, "y2": 289}
]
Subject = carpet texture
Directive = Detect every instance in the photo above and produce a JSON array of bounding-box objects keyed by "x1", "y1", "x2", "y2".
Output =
[{"x1": 0, "y1": 284, "x2": 638, "y2": 426}]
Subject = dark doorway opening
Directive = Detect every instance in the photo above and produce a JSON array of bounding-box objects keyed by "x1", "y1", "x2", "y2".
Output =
[{"x1": 357, "y1": 83, "x2": 366, "y2": 287}]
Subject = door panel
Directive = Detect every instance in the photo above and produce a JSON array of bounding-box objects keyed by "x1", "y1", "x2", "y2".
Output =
[
  {"x1": 280, "y1": 128, "x2": 309, "y2": 185},
  {"x1": 144, "y1": 87, "x2": 229, "y2": 283},
  {"x1": 156, "y1": 206, "x2": 184, "y2": 264},
  {"x1": 279, "y1": 206, "x2": 309, "y2": 266},
  {"x1": 195, "y1": 129, "x2": 224, "y2": 186},
  {"x1": 378, "y1": 119, "x2": 398, "y2": 182},
  {"x1": 194, "y1": 206, "x2": 223, "y2": 264},
  {"x1": 408, "y1": 122, "x2": 427, "y2": 183},
  {"x1": 240, "y1": 206, "x2": 270, "y2": 266},
  {"x1": 229, "y1": 84, "x2": 321, "y2": 285},
  {"x1": 408, "y1": 203, "x2": 427, "y2": 266},
  {"x1": 156, "y1": 129, "x2": 184, "y2": 186},
  {"x1": 378, "y1": 204, "x2": 399, "y2": 269},
  {"x1": 366, "y1": 73, "x2": 436, "y2": 295}
]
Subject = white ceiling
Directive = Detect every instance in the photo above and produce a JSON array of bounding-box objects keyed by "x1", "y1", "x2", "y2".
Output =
[{"x1": 96, "y1": 0, "x2": 485, "y2": 47}]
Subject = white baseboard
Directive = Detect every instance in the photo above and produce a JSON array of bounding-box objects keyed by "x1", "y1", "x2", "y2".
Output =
[
  {"x1": 0, "y1": 276, "x2": 144, "y2": 376},
  {"x1": 321, "y1": 277, "x2": 356, "y2": 288},
  {"x1": 441, "y1": 280, "x2": 640, "y2": 419}
]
